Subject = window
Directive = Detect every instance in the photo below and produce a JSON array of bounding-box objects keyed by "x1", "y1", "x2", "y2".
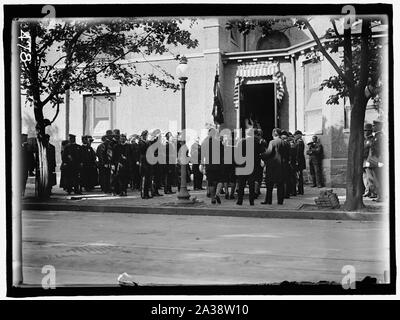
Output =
[
  {"x1": 83, "y1": 94, "x2": 116, "y2": 138},
  {"x1": 303, "y1": 61, "x2": 323, "y2": 133}
]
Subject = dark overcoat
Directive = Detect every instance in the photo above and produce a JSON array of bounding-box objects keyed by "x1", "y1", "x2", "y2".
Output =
[{"x1": 261, "y1": 137, "x2": 287, "y2": 183}]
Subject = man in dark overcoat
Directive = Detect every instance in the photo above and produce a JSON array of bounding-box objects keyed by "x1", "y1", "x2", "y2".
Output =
[
  {"x1": 80, "y1": 135, "x2": 98, "y2": 191},
  {"x1": 111, "y1": 133, "x2": 130, "y2": 196},
  {"x1": 294, "y1": 130, "x2": 306, "y2": 195},
  {"x1": 61, "y1": 134, "x2": 82, "y2": 194},
  {"x1": 261, "y1": 128, "x2": 287, "y2": 205}
]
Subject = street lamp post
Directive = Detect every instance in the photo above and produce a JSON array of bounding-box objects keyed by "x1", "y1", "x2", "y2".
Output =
[{"x1": 176, "y1": 56, "x2": 190, "y2": 201}]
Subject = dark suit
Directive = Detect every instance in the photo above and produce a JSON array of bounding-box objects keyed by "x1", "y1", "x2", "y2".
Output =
[
  {"x1": 236, "y1": 135, "x2": 262, "y2": 205},
  {"x1": 81, "y1": 144, "x2": 98, "y2": 191},
  {"x1": 61, "y1": 143, "x2": 82, "y2": 194},
  {"x1": 139, "y1": 139, "x2": 152, "y2": 198},
  {"x1": 295, "y1": 138, "x2": 306, "y2": 194},
  {"x1": 21, "y1": 142, "x2": 35, "y2": 195},
  {"x1": 261, "y1": 137, "x2": 287, "y2": 204},
  {"x1": 112, "y1": 143, "x2": 130, "y2": 195},
  {"x1": 307, "y1": 141, "x2": 323, "y2": 187},
  {"x1": 96, "y1": 141, "x2": 111, "y2": 193},
  {"x1": 129, "y1": 142, "x2": 140, "y2": 190},
  {"x1": 47, "y1": 143, "x2": 57, "y2": 189}
]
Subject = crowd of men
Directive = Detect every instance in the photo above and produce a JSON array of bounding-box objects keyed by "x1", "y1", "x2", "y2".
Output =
[
  {"x1": 59, "y1": 129, "x2": 194, "y2": 198},
  {"x1": 54, "y1": 127, "x2": 324, "y2": 206},
  {"x1": 20, "y1": 126, "x2": 330, "y2": 205},
  {"x1": 21, "y1": 118, "x2": 386, "y2": 205},
  {"x1": 200, "y1": 127, "x2": 323, "y2": 205}
]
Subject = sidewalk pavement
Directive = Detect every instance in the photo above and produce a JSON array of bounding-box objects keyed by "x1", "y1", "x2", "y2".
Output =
[{"x1": 22, "y1": 178, "x2": 387, "y2": 221}]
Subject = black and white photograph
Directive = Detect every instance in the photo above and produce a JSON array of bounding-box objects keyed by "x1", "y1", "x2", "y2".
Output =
[{"x1": 2, "y1": 2, "x2": 397, "y2": 299}]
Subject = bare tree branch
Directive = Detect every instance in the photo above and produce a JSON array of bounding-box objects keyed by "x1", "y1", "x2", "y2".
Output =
[
  {"x1": 330, "y1": 19, "x2": 341, "y2": 38},
  {"x1": 302, "y1": 19, "x2": 354, "y2": 89},
  {"x1": 42, "y1": 55, "x2": 67, "y2": 82}
]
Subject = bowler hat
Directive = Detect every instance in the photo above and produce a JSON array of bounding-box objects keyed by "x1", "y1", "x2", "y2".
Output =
[
  {"x1": 294, "y1": 130, "x2": 304, "y2": 136},
  {"x1": 364, "y1": 123, "x2": 373, "y2": 131},
  {"x1": 69, "y1": 134, "x2": 76, "y2": 138}
]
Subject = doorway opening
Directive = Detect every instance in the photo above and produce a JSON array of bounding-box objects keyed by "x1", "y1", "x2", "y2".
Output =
[{"x1": 240, "y1": 82, "x2": 277, "y2": 142}]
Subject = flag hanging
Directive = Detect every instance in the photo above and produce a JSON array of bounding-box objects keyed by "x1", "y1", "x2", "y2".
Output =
[{"x1": 212, "y1": 71, "x2": 224, "y2": 125}]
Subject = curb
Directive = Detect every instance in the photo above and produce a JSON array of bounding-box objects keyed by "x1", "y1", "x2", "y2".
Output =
[{"x1": 22, "y1": 202, "x2": 382, "y2": 221}]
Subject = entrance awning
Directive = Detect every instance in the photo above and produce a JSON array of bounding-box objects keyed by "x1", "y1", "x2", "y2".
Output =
[{"x1": 233, "y1": 61, "x2": 285, "y2": 109}]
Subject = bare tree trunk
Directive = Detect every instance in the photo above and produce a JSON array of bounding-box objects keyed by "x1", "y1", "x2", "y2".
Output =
[{"x1": 344, "y1": 93, "x2": 368, "y2": 210}]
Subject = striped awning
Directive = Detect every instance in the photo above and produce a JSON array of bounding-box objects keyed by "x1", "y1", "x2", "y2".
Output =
[
  {"x1": 233, "y1": 61, "x2": 285, "y2": 110},
  {"x1": 236, "y1": 61, "x2": 279, "y2": 77}
]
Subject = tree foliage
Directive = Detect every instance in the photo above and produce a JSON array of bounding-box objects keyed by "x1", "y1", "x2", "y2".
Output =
[
  {"x1": 20, "y1": 18, "x2": 199, "y2": 110},
  {"x1": 320, "y1": 19, "x2": 385, "y2": 107}
]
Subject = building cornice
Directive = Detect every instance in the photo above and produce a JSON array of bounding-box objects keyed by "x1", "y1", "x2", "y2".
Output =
[{"x1": 222, "y1": 32, "x2": 388, "y2": 62}]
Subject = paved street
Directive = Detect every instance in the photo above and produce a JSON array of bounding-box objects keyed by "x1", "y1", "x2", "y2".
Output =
[{"x1": 22, "y1": 210, "x2": 390, "y2": 286}]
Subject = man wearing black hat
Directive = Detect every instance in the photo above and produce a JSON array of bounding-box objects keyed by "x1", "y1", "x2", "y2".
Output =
[
  {"x1": 80, "y1": 135, "x2": 98, "y2": 192},
  {"x1": 109, "y1": 129, "x2": 121, "y2": 195},
  {"x1": 111, "y1": 133, "x2": 130, "y2": 196},
  {"x1": 280, "y1": 130, "x2": 292, "y2": 198},
  {"x1": 61, "y1": 134, "x2": 82, "y2": 194},
  {"x1": 96, "y1": 134, "x2": 111, "y2": 193},
  {"x1": 294, "y1": 130, "x2": 306, "y2": 195},
  {"x1": 261, "y1": 128, "x2": 286, "y2": 205},
  {"x1": 128, "y1": 134, "x2": 141, "y2": 190},
  {"x1": 307, "y1": 135, "x2": 324, "y2": 188},
  {"x1": 138, "y1": 130, "x2": 152, "y2": 199},
  {"x1": 164, "y1": 132, "x2": 177, "y2": 194}
]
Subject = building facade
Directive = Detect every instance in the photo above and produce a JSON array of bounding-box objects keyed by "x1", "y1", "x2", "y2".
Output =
[{"x1": 21, "y1": 17, "x2": 388, "y2": 187}]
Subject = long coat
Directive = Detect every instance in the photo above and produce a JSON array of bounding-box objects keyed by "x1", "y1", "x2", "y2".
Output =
[
  {"x1": 61, "y1": 143, "x2": 82, "y2": 188},
  {"x1": 112, "y1": 143, "x2": 131, "y2": 178},
  {"x1": 261, "y1": 137, "x2": 287, "y2": 183},
  {"x1": 295, "y1": 138, "x2": 306, "y2": 170},
  {"x1": 80, "y1": 144, "x2": 98, "y2": 189}
]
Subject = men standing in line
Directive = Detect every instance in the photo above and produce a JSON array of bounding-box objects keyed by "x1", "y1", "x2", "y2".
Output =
[
  {"x1": 287, "y1": 132, "x2": 298, "y2": 197},
  {"x1": 109, "y1": 129, "x2": 121, "y2": 195},
  {"x1": 149, "y1": 129, "x2": 163, "y2": 197},
  {"x1": 61, "y1": 134, "x2": 82, "y2": 195},
  {"x1": 254, "y1": 129, "x2": 267, "y2": 198},
  {"x1": 307, "y1": 135, "x2": 324, "y2": 188},
  {"x1": 294, "y1": 130, "x2": 306, "y2": 195},
  {"x1": 80, "y1": 135, "x2": 98, "y2": 192},
  {"x1": 191, "y1": 137, "x2": 204, "y2": 190},
  {"x1": 111, "y1": 133, "x2": 131, "y2": 196},
  {"x1": 96, "y1": 134, "x2": 109, "y2": 193},
  {"x1": 261, "y1": 128, "x2": 286, "y2": 205},
  {"x1": 280, "y1": 130, "x2": 292, "y2": 198},
  {"x1": 139, "y1": 130, "x2": 152, "y2": 199},
  {"x1": 129, "y1": 134, "x2": 141, "y2": 190},
  {"x1": 164, "y1": 132, "x2": 177, "y2": 194},
  {"x1": 236, "y1": 128, "x2": 261, "y2": 206}
]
